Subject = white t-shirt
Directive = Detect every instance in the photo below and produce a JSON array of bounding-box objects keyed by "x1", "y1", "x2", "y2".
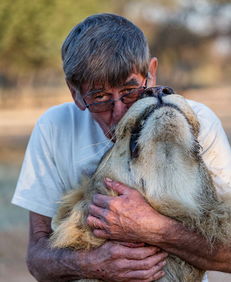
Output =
[
  {"x1": 12, "y1": 101, "x2": 231, "y2": 282},
  {"x1": 12, "y1": 102, "x2": 113, "y2": 216}
]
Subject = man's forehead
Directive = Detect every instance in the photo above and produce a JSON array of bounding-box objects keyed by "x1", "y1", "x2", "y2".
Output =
[{"x1": 82, "y1": 73, "x2": 144, "y2": 93}]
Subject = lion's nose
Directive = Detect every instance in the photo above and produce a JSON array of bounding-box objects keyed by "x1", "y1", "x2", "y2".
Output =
[
  {"x1": 140, "y1": 86, "x2": 174, "y2": 99},
  {"x1": 160, "y1": 86, "x2": 175, "y2": 96},
  {"x1": 140, "y1": 87, "x2": 157, "y2": 98},
  {"x1": 157, "y1": 87, "x2": 175, "y2": 104}
]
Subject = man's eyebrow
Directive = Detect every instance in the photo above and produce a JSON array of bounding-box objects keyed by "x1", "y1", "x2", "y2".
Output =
[
  {"x1": 123, "y1": 79, "x2": 140, "y2": 87},
  {"x1": 84, "y1": 78, "x2": 140, "y2": 96},
  {"x1": 85, "y1": 88, "x2": 104, "y2": 97}
]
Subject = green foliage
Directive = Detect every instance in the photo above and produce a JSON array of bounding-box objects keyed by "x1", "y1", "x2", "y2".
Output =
[
  {"x1": 0, "y1": 0, "x2": 112, "y2": 75},
  {"x1": 0, "y1": 0, "x2": 230, "y2": 88}
]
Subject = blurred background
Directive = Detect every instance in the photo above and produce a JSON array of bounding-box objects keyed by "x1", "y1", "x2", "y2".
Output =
[{"x1": 0, "y1": 0, "x2": 230, "y2": 281}]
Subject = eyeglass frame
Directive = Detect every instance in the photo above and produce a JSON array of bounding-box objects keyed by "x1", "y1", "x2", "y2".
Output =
[{"x1": 80, "y1": 76, "x2": 149, "y2": 113}]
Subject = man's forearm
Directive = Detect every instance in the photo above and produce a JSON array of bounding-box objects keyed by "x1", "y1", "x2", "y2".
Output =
[
  {"x1": 27, "y1": 212, "x2": 89, "y2": 281},
  {"x1": 27, "y1": 236, "x2": 88, "y2": 281},
  {"x1": 147, "y1": 217, "x2": 231, "y2": 272},
  {"x1": 28, "y1": 212, "x2": 167, "y2": 281}
]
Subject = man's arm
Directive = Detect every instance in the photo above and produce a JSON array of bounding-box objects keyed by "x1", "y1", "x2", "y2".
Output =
[
  {"x1": 27, "y1": 211, "x2": 168, "y2": 282},
  {"x1": 155, "y1": 216, "x2": 231, "y2": 272},
  {"x1": 87, "y1": 179, "x2": 231, "y2": 273}
]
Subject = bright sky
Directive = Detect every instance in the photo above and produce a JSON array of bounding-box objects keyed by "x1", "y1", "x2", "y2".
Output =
[{"x1": 126, "y1": 0, "x2": 231, "y2": 35}]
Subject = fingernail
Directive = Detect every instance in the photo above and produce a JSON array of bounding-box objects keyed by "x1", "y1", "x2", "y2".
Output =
[{"x1": 105, "y1": 177, "x2": 112, "y2": 183}]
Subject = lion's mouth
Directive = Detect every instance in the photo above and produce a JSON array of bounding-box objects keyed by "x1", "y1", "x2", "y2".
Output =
[
  {"x1": 129, "y1": 100, "x2": 191, "y2": 160},
  {"x1": 129, "y1": 86, "x2": 174, "y2": 157},
  {"x1": 130, "y1": 104, "x2": 156, "y2": 159}
]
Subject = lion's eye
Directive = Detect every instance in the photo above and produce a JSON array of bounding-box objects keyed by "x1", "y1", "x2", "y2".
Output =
[{"x1": 130, "y1": 132, "x2": 139, "y2": 159}]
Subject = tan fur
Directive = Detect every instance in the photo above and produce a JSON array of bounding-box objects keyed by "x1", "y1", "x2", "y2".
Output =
[{"x1": 50, "y1": 92, "x2": 231, "y2": 282}]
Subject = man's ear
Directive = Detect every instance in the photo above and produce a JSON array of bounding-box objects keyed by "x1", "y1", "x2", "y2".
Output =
[
  {"x1": 66, "y1": 79, "x2": 86, "y2": 111},
  {"x1": 148, "y1": 57, "x2": 158, "y2": 86}
]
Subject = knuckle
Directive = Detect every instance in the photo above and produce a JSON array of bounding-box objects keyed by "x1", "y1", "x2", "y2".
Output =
[
  {"x1": 136, "y1": 249, "x2": 151, "y2": 260},
  {"x1": 143, "y1": 260, "x2": 153, "y2": 270},
  {"x1": 109, "y1": 198, "x2": 117, "y2": 208},
  {"x1": 89, "y1": 203, "x2": 94, "y2": 210},
  {"x1": 145, "y1": 247, "x2": 156, "y2": 257},
  {"x1": 109, "y1": 245, "x2": 120, "y2": 259},
  {"x1": 132, "y1": 188, "x2": 138, "y2": 194},
  {"x1": 151, "y1": 265, "x2": 164, "y2": 276},
  {"x1": 142, "y1": 271, "x2": 151, "y2": 280},
  {"x1": 151, "y1": 265, "x2": 161, "y2": 274},
  {"x1": 153, "y1": 270, "x2": 165, "y2": 280},
  {"x1": 131, "y1": 188, "x2": 139, "y2": 196},
  {"x1": 105, "y1": 200, "x2": 113, "y2": 211},
  {"x1": 135, "y1": 253, "x2": 144, "y2": 260},
  {"x1": 92, "y1": 194, "x2": 98, "y2": 202},
  {"x1": 114, "y1": 259, "x2": 123, "y2": 270},
  {"x1": 115, "y1": 182, "x2": 122, "y2": 189},
  {"x1": 103, "y1": 207, "x2": 109, "y2": 217},
  {"x1": 86, "y1": 216, "x2": 91, "y2": 225},
  {"x1": 135, "y1": 270, "x2": 151, "y2": 280}
]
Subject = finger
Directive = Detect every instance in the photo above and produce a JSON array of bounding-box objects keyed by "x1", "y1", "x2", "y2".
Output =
[
  {"x1": 87, "y1": 216, "x2": 107, "y2": 230},
  {"x1": 92, "y1": 194, "x2": 113, "y2": 208},
  {"x1": 152, "y1": 270, "x2": 165, "y2": 281},
  {"x1": 125, "y1": 266, "x2": 165, "y2": 280},
  {"x1": 128, "y1": 271, "x2": 165, "y2": 282},
  {"x1": 88, "y1": 204, "x2": 107, "y2": 218},
  {"x1": 113, "y1": 245, "x2": 162, "y2": 260},
  {"x1": 104, "y1": 178, "x2": 132, "y2": 195},
  {"x1": 128, "y1": 270, "x2": 165, "y2": 282},
  {"x1": 121, "y1": 252, "x2": 167, "y2": 270},
  {"x1": 126, "y1": 270, "x2": 165, "y2": 281},
  {"x1": 126, "y1": 271, "x2": 165, "y2": 282},
  {"x1": 93, "y1": 229, "x2": 110, "y2": 239},
  {"x1": 118, "y1": 242, "x2": 146, "y2": 248}
]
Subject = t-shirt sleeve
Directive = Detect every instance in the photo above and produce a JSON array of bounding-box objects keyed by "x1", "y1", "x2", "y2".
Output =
[
  {"x1": 197, "y1": 104, "x2": 231, "y2": 199},
  {"x1": 11, "y1": 118, "x2": 65, "y2": 217}
]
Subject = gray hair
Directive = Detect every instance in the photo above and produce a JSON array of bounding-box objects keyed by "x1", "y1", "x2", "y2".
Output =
[{"x1": 62, "y1": 13, "x2": 150, "y2": 90}]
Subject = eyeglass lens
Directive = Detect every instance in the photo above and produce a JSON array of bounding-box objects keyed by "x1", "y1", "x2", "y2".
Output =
[{"x1": 87, "y1": 87, "x2": 146, "y2": 112}]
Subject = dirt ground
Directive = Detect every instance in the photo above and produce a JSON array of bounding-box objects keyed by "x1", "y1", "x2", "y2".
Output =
[{"x1": 0, "y1": 86, "x2": 231, "y2": 282}]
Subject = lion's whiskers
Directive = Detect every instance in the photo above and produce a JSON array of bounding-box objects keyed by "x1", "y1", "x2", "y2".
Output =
[{"x1": 77, "y1": 129, "x2": 115, "y2": 165}]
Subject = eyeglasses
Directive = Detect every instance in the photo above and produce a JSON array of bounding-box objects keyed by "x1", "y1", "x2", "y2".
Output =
[{"x1": 82, "y1": 79, "x2": 148, "y2": 113}]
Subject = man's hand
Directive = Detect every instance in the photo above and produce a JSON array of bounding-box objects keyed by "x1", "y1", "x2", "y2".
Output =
[
  {"x1": 88, "y1": 179, "x2": 231, "y2": 273},
  {"x1": 87, "y1": 178, "x2": 169, "y2": 243},
  {"x1": 86, "y1": 241, "x2": 167, "y2": 281},
  {"x1": 28, "y1": 212, "x2": 167, "y2": 281}
]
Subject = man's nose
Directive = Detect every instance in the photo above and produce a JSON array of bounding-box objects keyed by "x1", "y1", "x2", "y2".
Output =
[{"x1": 112, "y1": 99, "x2": 128, "y2": 123}]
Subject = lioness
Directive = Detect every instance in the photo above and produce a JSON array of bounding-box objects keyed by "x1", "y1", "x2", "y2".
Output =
[{"x1": 50, "y1": 87, "x2": 231, "y2": 282}]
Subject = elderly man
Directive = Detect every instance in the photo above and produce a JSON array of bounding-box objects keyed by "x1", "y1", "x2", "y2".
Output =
[{"x1": 12, "y1": 13, "x2": 231, "y2": 281}]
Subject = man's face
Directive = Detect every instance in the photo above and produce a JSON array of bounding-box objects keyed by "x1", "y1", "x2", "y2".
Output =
[{"x1": 80, "y1": 73, "x2": 147, "y2": 141}]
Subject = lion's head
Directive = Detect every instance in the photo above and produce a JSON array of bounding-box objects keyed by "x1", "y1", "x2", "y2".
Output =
[{"x1": 101, "y1": 87, "x2": 203, "y2": 210}]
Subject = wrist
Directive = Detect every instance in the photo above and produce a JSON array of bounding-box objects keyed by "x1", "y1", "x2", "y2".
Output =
[
  {"x1": 73, "y1": 249, "x2": 92, "y2": 279},
  {"x1": 143, "y1": 211, "x2": 175, "y2": 246},
  {"x1": 75, "y1": 248, "x2": 101, "y2": 280}
]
